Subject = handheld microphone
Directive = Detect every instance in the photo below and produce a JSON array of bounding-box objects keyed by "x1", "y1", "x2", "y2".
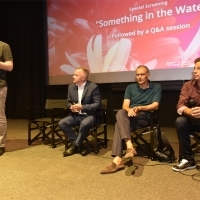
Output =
[{"x1": 189, "y1": 99, "x2": 196, "y2": 108}]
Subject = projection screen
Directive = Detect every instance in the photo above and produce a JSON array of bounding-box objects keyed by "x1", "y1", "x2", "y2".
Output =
[{"x1": 47, "y1": 0, "x2": 200, "y2": 85}]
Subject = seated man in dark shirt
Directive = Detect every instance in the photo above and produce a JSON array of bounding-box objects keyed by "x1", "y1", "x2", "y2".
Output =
[{"x1": 100, "y1": 65, "x2": 161, "y2": 174}]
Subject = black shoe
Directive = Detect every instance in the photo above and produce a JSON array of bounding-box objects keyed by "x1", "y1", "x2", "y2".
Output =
[
  {"x1": 0, "y1": 147, "x2": 5, "y2": 156},
  {"x1": 63, "y1": 143, "x2": 73, "y2": 152},
  {"x1": 63, "y1": 144, "x2": 78, "y2": 157},
  {"x1": 80, "y1": 147, "x2": 88, "y2": 156},
  {"x1": 62, "y1": 150, "x2": 68, "y2": 155}
]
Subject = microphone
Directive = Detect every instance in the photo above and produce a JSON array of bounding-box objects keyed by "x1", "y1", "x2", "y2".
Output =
[{"x1": 189, "y1": 99, "x2": 196, "y2": 108}]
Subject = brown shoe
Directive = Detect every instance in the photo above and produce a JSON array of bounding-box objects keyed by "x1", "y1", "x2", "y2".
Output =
[
  {"x1": 100, "y1": 162, "x2": 125, "y2": 174},
  {"x1": 124, "y1": 148, "x2": 137, "y2": 159}
]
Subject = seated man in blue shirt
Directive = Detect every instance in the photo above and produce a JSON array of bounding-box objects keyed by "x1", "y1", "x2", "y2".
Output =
[{"x1": 100, "y1": 65, "x2": 162, "y2": 174}]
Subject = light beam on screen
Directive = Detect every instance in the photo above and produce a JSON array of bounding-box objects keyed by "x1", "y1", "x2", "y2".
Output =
[{"x1": 47, "y1": 0, "x2": 200, "y2": 85}]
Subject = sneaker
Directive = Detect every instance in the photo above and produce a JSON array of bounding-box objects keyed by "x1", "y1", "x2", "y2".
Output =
[
  {"x1": 172, "y1": 159, "x2": 196, "y2": 172},
  {"x1": 0, "y1": 147, "x2": 5, "y2": 156}
]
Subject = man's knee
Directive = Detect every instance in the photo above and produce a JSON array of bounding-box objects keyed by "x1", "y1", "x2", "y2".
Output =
[
  {"x1": 58, "y1": 117, "x2": 70, "y2": 128},
  {"x1": 116, "y1": 109, "x2": 127, "y2": 118},
  {"x1": 58, "y1": 119, "x2": 64, "y2": 129},
  {"x1": 80, "y1": 116, "x2": 94, "y2": 130},
  {"x1": 175, "y1": 116, "x2": 188, "y2": 128}
]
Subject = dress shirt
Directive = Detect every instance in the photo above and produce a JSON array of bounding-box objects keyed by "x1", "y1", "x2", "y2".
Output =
[
  {"x1": 77, "y1": 82, "x2": 86, "y2": 115},
  {"x1": 177, "y1": 79, "x2": 200, "y2": 115}
]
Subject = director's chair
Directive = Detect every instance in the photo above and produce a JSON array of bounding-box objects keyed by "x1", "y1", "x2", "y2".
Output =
[
  {"x1": 27, "y1": 99, "x2": 67, "y2": 148},
  {"x1": 65, "y1": 99, "x2": 108, "y2": 154}
]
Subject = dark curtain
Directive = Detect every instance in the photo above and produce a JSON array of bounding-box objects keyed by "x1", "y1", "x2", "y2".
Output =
[{"x1": 0, "y1": 0, "x2": 47, "y2": 119}]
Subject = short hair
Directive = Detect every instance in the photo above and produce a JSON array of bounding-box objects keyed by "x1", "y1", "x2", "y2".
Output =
[
  {"x1": 76, "y1": 66, "x2": 89, "y2": 78},
  {"x1": 194, "y1": 57, "x2": 200, "y2": 64},
  {"x1": 136, "y1": 65, "x2": 149, "y2": 73}
]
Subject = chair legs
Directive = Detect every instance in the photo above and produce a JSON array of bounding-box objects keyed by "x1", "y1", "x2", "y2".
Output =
[
  {"x1": 64, "y1": 125, "x2": 107, "y2": 154},
  {"x1": 132, "y1": 132, "x2": 152, "y2": 158},
  {"x1": 28, "y1": 122, "x2": 46, "y2": 145},
  {"x1": 179, "y1": 132, "x2": 200, "y2": 162},
  {"x1": 64, "y1": 136, "x2": 69, "y2": 150},
  {"x1": 191, "y1": 132, "x2": 200, "y2": 153},
  {"x1": 131, "y1": 125, "x2": 157, "y2": 160},
  {"x1": 28, "y1": 121, "x2": 64, "y2": 148},
  {"x1": 92, "y1": 125, "x2": 107, "y2": 154}
]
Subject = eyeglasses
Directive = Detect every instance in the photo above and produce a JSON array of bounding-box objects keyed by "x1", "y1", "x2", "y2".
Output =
[{"x1": 136, "y1": 73, "x2": 146, "y2": 77}]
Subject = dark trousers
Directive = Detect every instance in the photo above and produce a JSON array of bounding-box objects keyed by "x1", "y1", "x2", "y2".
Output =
[
  {"x1": 175, "y1": 116, "x2": 200, "y2": 161},
  {"x1": 58, "y1": 114, "x2": 94, "y2": 147},
  {"x1": 111, "y1": 109, "x2": 150, "y2": 157}
]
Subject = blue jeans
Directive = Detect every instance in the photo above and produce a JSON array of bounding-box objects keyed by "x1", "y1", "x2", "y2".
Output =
[
  {"x1": 58, "y1": 114, "x2": 94, "y2": 147},
  {"x1": 0, "y1": 87, "x2": 7, "y2": 148},
  {"x1": 175, "y1": 116, "x2": 200, "y2": 161}
]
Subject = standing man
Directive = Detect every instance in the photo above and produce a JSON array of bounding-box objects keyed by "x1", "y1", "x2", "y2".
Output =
[
  {"x1": 0, "y1": 41, "x2": 13, "y2": 156},
  {"x1": 58, "y1": 66, "x2": 101, "y2": 157},
  {"x1": 172, "y1": 57, "x2": 200, "y2": 172},
  {"x1": 100, "y1": 65, "x2": 161, "y2": 174}
]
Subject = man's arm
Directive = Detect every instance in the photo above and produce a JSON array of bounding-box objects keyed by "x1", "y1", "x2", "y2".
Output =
[
  {"x1": 0, "y1": 43, "x2": 13, "y2": 71},
  {"x1": 123, "y1": 99, "x2": 159, "y2": 117},
  {"x1": 122, "y1": 99, "x2": 131, "y2": 112},
  {"x1": 81, "y1": 85, "x2": 101, "y2": 112},
  {"x1": 135, "y1": 102, "x2": 159, "y2": 112},
  {"x1": 122, "y1": 99, "x2": 136, "y2": 117},
  {"x1": 180, "y1": 98, "x2": 200, "y2": 118},
  {"x1": 177, "y1": 82, "x2": 192, "y2": 116},
  {"x1": 182, "y1": 107, "x2": 192, "y2": 116},
  {"x1": 176, "y1": 81, "x2": 200, "y2": 118},
  {"x1": 0, "y1": 60, "x2": 13, "y2": 71},
  {"x1": 70, "y1": 83, "x2": 101, "y2": 113},
  {"x1": 180, "y1": 106, "x2": 200, "y2": 118}
]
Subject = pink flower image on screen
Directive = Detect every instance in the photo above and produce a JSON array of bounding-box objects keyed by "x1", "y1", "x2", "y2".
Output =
[{"x1": 47, "y1": 0, "x2": 200, "y2": 76}]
